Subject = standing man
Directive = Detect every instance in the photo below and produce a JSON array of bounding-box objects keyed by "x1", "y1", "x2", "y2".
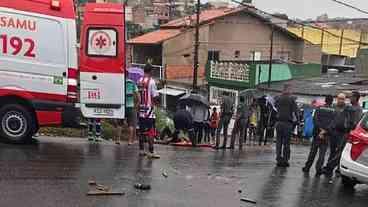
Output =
[
  {"x1": 322, "y1": 93, "x2": 354, "y2": 177},
  {"x1": 138, "y1": 64, "x2": 160, "y2": 159},
  {"x1": 302, "y1": 95, "x2": 334, "y2": 176},
  {"x1": 121, "y1": 72, "x2": 140, "y2": 145},
  {"x1": 350, "y1": 91, "x2": 363, "y2": 128},
  {"x1": 275, "y1": 84, "x2": 298, "y2": 167},
  {"x1": 230, "y1": 96, "x2": 249, "y2": 150},
  {"x1": 323, "y1": 92, "x2": 362, "y2": 177},
  {"x1": 215, "y1": 92, "x2": 234, "y2": 149},
  {"x1": 191, "y1": 103, "x2": 208, "y2": 145}
]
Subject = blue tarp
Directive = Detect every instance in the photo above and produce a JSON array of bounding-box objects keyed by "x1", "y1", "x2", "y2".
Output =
[{"x1": 303, "y1": 107, "x2": 314, "y2": 139}]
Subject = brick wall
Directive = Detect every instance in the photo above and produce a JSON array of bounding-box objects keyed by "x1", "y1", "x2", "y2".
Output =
[{"x1": 166, "y1": 65, "x2": 205, "y2": 80}]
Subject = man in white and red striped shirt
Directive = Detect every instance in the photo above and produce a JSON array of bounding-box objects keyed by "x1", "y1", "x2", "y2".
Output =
[{"x1": 138, "y1": 64, "x2": 160, "y2": 159}]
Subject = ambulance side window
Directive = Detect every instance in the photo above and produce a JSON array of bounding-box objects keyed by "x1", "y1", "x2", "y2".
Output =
[{"x1": 87, "y1": 28, "x2": 117, "y2": 57}]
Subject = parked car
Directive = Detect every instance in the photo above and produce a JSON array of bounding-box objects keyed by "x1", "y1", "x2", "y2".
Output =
[{"x1": 340, "y1": 113, "x2": 368, "y2": 188}]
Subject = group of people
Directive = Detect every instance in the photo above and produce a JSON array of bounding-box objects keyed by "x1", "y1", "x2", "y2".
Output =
[
  {"x1": 87, "y1": 64, "x2": 161, "y2": 159},
  {"x1": 301, "y1": 91, "x2": 362, "y2": 177},
  {"x1": 274, "y1": 84, "x2": 363, "y2": 178},
  {"x1": 171, "y1": 91, "x2": 261, "y2": 149},
  {"x1": 87, "y1": 65, "x2": 364, "y2": 172}
]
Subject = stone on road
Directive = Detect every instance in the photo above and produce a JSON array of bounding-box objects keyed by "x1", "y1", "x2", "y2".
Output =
[{"x1": 0, "y1": 137, "x2": 367, "y2": 207}]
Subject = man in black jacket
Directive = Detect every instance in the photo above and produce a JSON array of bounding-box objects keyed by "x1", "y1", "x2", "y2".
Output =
[
  {"x1": 322, "y1": 93, "x2": 354, "y2": 177},
  {"x1": 172, "y1": 105, "x2": 195, "y2": 145},
  {"x1": 302, "y1": 95, "x2": 334, "y2": 176},
  {"x1": 275, "y1": 84, "x2": 299, "y2": 167}
]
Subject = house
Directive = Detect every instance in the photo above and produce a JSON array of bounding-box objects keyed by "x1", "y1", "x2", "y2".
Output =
[
  {"x1": 288, "y1": 26, "x2": 368, "y2": 72},
  {"x1": 128, "y1": 6, "x2": 322, "y2": 85}
]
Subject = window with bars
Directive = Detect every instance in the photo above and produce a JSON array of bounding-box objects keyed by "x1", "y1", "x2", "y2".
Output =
[
  {"x1": 209, "y1": 61, "x2": 250, "y2": 82},
  {"x1": 209, "y1": 86, "x2": 238, "y2": 108}
]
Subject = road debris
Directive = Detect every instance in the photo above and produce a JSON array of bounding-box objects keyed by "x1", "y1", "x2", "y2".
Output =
[
  {"x1": 134, "y1": 183, "x2": 151, "y2": 190},
  {"x1": 96, "y1": 184, "x2": 110, "y2": 192},
  {"x1": 88, "y1": 179, "x2": 97, "y2": 186},
  {"x1": 162, "y1": 171, "x2": 168, "y2": 178},
  {"x1": 87, "y1": 191, "x2": 125, "y2": 196},
  {"x1": 240, "y1": 197, "x2": 257, "y2": 204}
]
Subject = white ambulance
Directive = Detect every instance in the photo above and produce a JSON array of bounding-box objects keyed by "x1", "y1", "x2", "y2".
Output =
[{"x1": 0, "y1": 0, "x2": 125, "y2": 143}]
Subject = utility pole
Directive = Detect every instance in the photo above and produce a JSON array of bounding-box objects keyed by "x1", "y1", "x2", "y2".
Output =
[
  {"x1": 339, "y1": 29, "x2": 345, "y2": 55},
  {"x1": 193, "y1": 0, "x2": 200, "y2": 91},
  {"x1": 268, "y1": 25, "x2": 274, "y2": 88}
]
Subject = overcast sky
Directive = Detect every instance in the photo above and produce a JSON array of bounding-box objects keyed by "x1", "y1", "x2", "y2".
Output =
[{"x1": 206, "y1": 0, "x2": 368, "y2": 19}]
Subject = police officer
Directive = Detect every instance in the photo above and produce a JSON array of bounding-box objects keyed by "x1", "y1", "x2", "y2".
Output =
[
  {"x1": 302, "y1": 95, "x2": 334, "y2": 176},
  {"x1": 275, "y1": 84, "x2": 298, "y2": 167}
]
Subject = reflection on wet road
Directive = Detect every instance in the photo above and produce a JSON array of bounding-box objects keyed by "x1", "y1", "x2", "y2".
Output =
[{"x1": 0, "y1": 137, "x2": 367, "y2": 207}]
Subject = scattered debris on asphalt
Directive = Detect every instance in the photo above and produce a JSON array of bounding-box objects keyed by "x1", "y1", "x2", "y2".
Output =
[
  {"x1": 96, "y1": 184, "x2": 110, "y2": 192},
  {"x1": 87, "y1": 191, "x2": 125, "y2": 196},
  {"x1": 88, "y1": 179, "x2": 97, "y2": 186},
  {"x1": 162, "y1": 170, "x2": 168, "y2": 178},
  {"x1": 134, "y1": 183, "x2": 151, "y2": 190},
  {"x1": 240, "y1": 197, "x2": 257, "y2": 204}
]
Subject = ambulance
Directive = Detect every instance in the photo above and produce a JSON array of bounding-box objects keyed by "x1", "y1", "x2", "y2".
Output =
[{"x1": 0, "y1": 0, "x2": 125, "y2": 143}]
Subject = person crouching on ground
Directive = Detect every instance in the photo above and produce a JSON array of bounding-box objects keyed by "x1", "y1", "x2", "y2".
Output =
[{"x1": 172, "y1": 105, "x2": 195, "y2": 145}]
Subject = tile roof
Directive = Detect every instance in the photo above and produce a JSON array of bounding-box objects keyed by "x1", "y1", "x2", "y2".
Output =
[
  {"x1": 160, "y1": 7, "x2": 245, "y2": 28},
  {"x1": 127, "y1": 29, "x2": 181, "y2": 44},
  {"x1": 128, "y1": 6, "x2": 303, "y2": 45}
]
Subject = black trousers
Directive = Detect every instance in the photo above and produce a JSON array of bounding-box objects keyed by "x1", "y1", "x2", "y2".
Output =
[
  {"x1": 230, "y1": 118, "x2": 247, "y2": 149},
  {"x1": 275, "y1": 121, "x2": 293, "y2": 163},
  {"x1": 193, "y1": 122, "x2": 204, "y2": 144},
  {"x1": 324, "y1": 133, "x2": 347, "y2": 174},
  {"x1": 304, "y1": 136, "x2": 328, "y2": 173},
  {"x1": 216, "y1": 115, "x2": 232, "y2": 148}
]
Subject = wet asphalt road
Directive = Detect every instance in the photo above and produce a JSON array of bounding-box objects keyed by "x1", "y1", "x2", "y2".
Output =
[{"x1": 0, "y1": 137, "x2": 367, "y2": 207}]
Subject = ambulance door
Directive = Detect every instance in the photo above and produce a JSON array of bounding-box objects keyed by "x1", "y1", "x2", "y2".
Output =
[{"x1": 79, "y1": 26, "x2": 125, "y2": 119}]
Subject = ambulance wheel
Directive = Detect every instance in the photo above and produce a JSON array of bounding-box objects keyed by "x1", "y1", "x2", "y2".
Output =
[{"x1": 0, "y1": 104, "x2": 34, "y2": 144}]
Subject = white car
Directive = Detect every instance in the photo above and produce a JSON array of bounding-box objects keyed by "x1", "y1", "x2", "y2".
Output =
[{"x1": 340, "y1": 114, "x2": 368, "y2": 188}]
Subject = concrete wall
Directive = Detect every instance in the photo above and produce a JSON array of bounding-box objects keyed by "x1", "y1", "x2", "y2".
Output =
[
  {"x1": 207, "y1": 13, "x2": 303, "y2": 63},
  {"x1": 162, "y1": 26, "x2": 209, "y2": 79},
  {"x1": 155, "y1": 12, "x2": 322, "y2": 80},
  {"x1": 302, "y1": 42, "x2": 323, "y2": 64}
]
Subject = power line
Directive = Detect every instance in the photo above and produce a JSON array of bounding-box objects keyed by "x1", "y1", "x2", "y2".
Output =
[
  {"x1": 230, "y1": 0, "x2": 368, "y2": 45},
  {"x1": 331, "y1": 0, "x2": 368, "y2": 15}
]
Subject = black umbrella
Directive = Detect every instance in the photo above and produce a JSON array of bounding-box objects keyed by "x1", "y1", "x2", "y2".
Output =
[{"x1": 178, "y1": 93, "x2": 209, "y2": 108}]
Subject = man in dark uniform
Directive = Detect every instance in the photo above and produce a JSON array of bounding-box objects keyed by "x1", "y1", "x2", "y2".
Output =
[
  {"x1": 215, "y1": 92, "x2": 234, "y2": 149},
  {"x1": 275, "y1": 84, "x2": 298, "y2": 167},
  {"x1": 230, "y1": 96, "x2": 250, "y2": 150},
  {"x1": 302, "y1": 95, "x2": 334, "y2": 176},
  {"x1": 322, "y1": 93, "x2": 355, "y2": 177}
]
